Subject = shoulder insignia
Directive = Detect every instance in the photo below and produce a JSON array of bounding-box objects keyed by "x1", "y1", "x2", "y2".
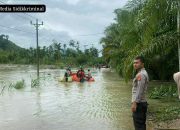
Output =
[{"x1": 136, "y1": 74, "x2": 142, "y2": 81}]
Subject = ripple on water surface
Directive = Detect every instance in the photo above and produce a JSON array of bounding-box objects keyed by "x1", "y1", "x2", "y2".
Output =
[{"x1": 0, "y1": 66, "x2": 134, "y2": 130}]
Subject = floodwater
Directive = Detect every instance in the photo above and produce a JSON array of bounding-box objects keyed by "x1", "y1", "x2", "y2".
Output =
[{"x1": 0, "y1": 65, "x2": 136, "y2": 130}]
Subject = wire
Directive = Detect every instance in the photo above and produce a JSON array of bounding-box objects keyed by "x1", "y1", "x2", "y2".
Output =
[
  {"x1": 0, "y1": 24, "x2": 34, "y2": 34},
  {"x1": 42, "y1": 24, "x2": 69, "y2": 43},
  {"x1": 0, "y1": 0, "x2": 104, "y2": 47}
]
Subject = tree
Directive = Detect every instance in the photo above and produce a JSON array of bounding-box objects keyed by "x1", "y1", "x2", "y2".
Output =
[
  {"x1": 69, "y1": 40, "x2": 76, "y2": 48},
  {"x1": 101, "y1": 0, "x2": 178, "y2": 81},
  {"x1": 0, "y1": 35, "x2": 103, "y2": 66}
]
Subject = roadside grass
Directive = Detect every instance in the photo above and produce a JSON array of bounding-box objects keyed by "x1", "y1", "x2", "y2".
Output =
[
  {"x1": 149, "y1": 84, "x2": 178, "y2": 99},
  {"x1": 148, "y1": 82, "x2": 180, "y2": 122}
]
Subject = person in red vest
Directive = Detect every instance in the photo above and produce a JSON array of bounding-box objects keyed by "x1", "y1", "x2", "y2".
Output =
[{"x1": 77, "y1": 67, "x2": 85, "y2": 82}]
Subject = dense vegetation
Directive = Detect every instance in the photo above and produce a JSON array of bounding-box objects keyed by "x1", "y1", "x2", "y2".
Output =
[
  {"x1": 0, "y1": 34, "x2": 103, "y2": 67},
  {"x1": 101, "y1": 0, "x2": 179, "y2": 81},
  {"x1": 149, "y1": 85, "x2": 178, "y2": 99},
  {"x1": 147, "y1": 82, "x2": 180, "y2": 122}
]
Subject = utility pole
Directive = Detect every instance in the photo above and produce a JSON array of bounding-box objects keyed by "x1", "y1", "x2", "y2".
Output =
[
  {"x1": 63, "y1": 44, "x2": 66, "y2": 60},
  {"x1": 178, "y1": 1, "x2": 180, "y2": 71},
  {"x1": 31, "y1": 19, "x2": 43, "y2": 78}
]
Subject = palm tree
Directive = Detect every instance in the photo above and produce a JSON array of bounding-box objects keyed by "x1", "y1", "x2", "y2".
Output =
[
  {"x1": 101, "y1": 0, "x2": 178, "y2": 81},
  {"x1": 69, "y1": 40, "x2": 75, "y2": 48}
]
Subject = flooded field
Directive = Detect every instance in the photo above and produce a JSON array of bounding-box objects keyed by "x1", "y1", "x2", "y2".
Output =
[{"x1": 0, "y1": 65, "x2": 137, "y2": 130}]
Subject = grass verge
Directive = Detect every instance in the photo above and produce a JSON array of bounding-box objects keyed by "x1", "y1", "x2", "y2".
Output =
[{"x1": 147, "y1": 82, "x2": 180, "y2": 127}]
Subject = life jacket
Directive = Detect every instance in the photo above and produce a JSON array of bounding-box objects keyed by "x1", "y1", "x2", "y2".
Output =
[
  {"x1": 77, "y1": 70, "x2": 81, "y2": 77},
  {"x1": 79, "y1": 71, "x2": 85, "y2": 79}
]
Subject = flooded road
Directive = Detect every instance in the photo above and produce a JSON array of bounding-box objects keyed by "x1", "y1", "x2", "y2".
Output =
[{"x1": 0, "y1": 65, "x2": 134, "y2": 130}]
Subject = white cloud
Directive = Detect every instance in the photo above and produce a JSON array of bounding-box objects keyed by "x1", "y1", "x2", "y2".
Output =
[
  {"x1": 0, "y1": 0, "x2": 128, "y2": 50},
  {"x1": 66, "y1": 0, "x2": 81, "y2": 5}
]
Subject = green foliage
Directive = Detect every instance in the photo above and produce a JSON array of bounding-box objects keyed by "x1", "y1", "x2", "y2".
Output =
[
  {"x1": 76, "y1": 55, "x2": 88, "y2": 65},
  {"x1": 0, "y1": 81, "x2": 6, "y2": 95},
  {"x1": 148, "y1": 82, "x2": 180, "y2": 122},
  {"x1": 13, "y1": 79, "x2": 25, "y2": 89},
  {"x1": 0, "y1": 36, "x2": 103, "y2": 66},
  {"x1": 55, "y1": 62, "x2": 66, "y2": 69},
  {"x1": 101, "y1": 0, "x2": 179, "y2": 81},
  {"x1": 149, "y1": 85, "x2": 178, "y2": 99},
  {"x1": 150, "y1": 106, "x2": 180, "y2": 121},
  {"x1": 31, "y1": 78, "x2": 40, "y2": 88},
  {"x1": 0, "y1": 34, "x2": 22, "y2": 51}
]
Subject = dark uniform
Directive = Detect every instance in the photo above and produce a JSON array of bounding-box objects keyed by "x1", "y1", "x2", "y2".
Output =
[
  {"x1": 64, "y1": 70, "x2": 69, "y2": 82},
  {"x1": 132, "y1": 68, "x2": 149, "y2": 130}
]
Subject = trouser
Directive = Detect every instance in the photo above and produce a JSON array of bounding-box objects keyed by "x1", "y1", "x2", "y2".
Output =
[
  {"x1": 65, "y1": 77, "x2": 68, "y2": 82},
  {"x1": 80, "y1": 78, "x2": 85, "y2": 83},
  {"x1": 133, "y1": 102, "x2": 148, "y2": 130}
]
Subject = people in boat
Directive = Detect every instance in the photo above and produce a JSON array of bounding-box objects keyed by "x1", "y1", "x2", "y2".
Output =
[
  {"x1": 77, "y1": 67, "x2": 85, "y2": 82},
  {"x1": 64, "y1": 69, "x2": 69, "y2": 82},
  {"x1": 76, "y1": 66, "x2": 82, "y2": 77},
  {"x1": 86, "y1": 69, "x2": 92, "y2": 81},
  {"x1": 67, "y1": 66, "x2": 72, "y2": 76},
  {"x1": 76, "y1": 68, "x2": 81, "y2": 78}
]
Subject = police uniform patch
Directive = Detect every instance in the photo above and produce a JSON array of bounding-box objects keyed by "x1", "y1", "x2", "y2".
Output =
[{"x1": 136, "y1": 74, "x2": 142, "y2": 81}]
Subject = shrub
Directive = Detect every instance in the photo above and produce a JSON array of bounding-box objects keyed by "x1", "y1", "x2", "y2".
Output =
[
  {"x1": 149, "y1": 85, "x2": 178, "y2": 99},
  {"x1": 14, "y1": 79, "x2": 25, "y2": 89}
]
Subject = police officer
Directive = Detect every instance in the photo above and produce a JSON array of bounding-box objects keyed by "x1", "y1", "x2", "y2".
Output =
[{"x1": 131, "y1": 56, "x2": 149, "y2": 130}]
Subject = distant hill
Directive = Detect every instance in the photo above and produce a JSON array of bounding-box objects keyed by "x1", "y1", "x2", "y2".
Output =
[{"x1": 0, "y1": 34, "x2": 23, "y2": 51}]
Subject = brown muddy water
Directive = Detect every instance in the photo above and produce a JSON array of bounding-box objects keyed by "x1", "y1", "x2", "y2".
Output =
[{"x1": 0, "y1": 65, "x2": 152, "y2": 130}]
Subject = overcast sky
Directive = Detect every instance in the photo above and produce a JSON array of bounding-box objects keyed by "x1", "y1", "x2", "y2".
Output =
[{"x1": 0, "y1": 0, "x2": 128, "y2": 51}]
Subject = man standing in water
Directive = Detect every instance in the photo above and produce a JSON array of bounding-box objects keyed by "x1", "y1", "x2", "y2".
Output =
[{"x1": 131, "y1": 56, "x2": 149, "y2": 130}]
